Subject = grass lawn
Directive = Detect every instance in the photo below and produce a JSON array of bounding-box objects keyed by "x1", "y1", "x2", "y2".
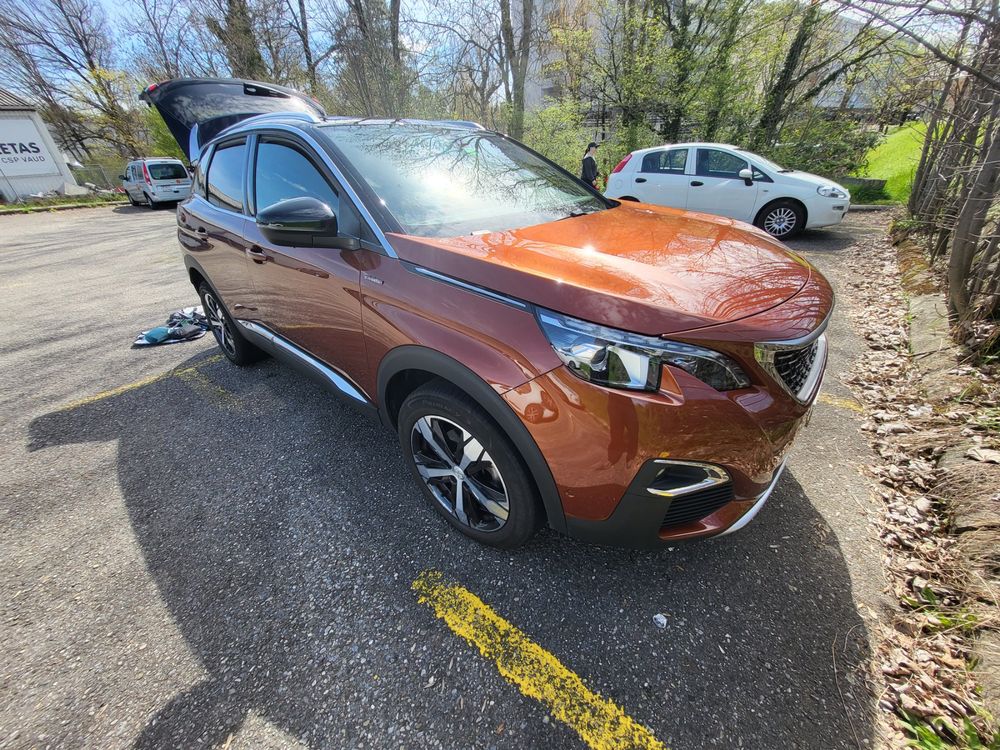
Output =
[{"x1": 857, "y1": 122, "x2": 926, "y2": 203}]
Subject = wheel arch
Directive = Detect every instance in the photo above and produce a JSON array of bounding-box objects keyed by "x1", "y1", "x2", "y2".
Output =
[
  {"x1": 185, "y1": 257, "x2": 209, "y2": 291},
  {"x1": 378, "y1": 345, "x2": 567, "y2": 534},
  {"x1": 754, "y1": 196, "x2": 808, "y2": 229}
]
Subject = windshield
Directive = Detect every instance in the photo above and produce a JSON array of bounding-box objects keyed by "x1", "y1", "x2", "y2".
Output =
[
  {"x1": 736, "y1": 149, "x2": 790, "y2": 173},
  {"x1": 321, "y1": 123, "x2": 607, "y2": 237},
  {"x1": 148, "y1": 162, "x2": 189, "y2": 180}
]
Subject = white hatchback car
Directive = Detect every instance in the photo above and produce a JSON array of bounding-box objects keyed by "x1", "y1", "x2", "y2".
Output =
[
  {"x1": 605, "y1": 142, "x2": 851, "y2": 238},
  {"x1": 121, "y1": 157, "x2": 193, "y2": 207}
]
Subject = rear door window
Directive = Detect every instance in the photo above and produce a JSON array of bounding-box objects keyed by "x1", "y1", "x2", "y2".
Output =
[
  {"x1": 207, "y1": 141, "x2": 246, "y2": 212},
  {"x1": 148, "y1": 163, "x2": 189, "y2": 180},
  {"x1": 641, "y1": 149, "x2": 688, "y2": 174}
]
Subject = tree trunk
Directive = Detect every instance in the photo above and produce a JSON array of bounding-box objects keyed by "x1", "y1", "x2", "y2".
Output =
[{"x1": 749, "y1": 0, "x2": 821, "y2": 149}]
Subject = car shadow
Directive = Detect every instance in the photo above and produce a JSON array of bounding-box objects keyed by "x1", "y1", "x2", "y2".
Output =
[
  {"x1": 27, "y1": 352, "x2": 875, "y2": 749},
  {"x1": 785, "y1": 227, "x2": 858, "y2": 254}
]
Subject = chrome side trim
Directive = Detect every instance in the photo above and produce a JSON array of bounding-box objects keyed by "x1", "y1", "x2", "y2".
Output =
[
  {"x1": 402, "y1": 262, "x2": 530, "y2": 310},
  {"x1": 645, "y1": 460, "x2": 731, "y2": 498},
  {"x1": 236, "y1": 321, "x2": 370, "y2": 404},
  {"x1": 718, "y1": 459, "x2": 787, "y2": 536}
]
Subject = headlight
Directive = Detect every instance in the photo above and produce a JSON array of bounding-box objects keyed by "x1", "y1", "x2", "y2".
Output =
[
  {"x1": 817, "y1": 185, "x2": 849, "y2": 199},
  {"x1": 535, "y1": 308, "x2": 751, "y2": 392}
]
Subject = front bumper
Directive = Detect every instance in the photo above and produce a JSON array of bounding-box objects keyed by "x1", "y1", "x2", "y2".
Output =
[
  {"x1": 564, "y1": 459, "x2": 788, "y2": 548},
  {"x1": 502, "y1": 358, "x2": 817, "y2": 547},
  {"x1": 806, "y1": 201, "x2": 850, "y2": 229}
]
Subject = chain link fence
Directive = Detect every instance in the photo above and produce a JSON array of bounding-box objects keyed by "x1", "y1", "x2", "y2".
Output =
[{"x1": 70, "y1": 164, "x2": 126, "y2": 190}]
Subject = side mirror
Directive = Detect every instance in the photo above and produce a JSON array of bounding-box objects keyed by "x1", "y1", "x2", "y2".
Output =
[
  {"x1": 118, "y1": 174, "x2": 126, "y2": 181},
  {"x1": 257, "y1": 196, "x2": 359, "y2": 250},
  {"x1": 738, "y1": 168, "x2": 753, "y2": 186}
]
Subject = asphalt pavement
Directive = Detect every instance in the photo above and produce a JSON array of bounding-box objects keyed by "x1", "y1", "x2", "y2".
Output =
[{"x1": 0, "y1": 204, "x2": 891, "y2": 749}]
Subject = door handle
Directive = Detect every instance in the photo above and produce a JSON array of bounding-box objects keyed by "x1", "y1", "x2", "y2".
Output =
[
  {"x1": 634, "y1": 177, "x2": 647, "y2": 183},
  {"x1": 690, "y1": 181, "x2": 704, "y2": 187},
  {"x1": 245, "y1": 245, "x2": 267, "y2": 264}
]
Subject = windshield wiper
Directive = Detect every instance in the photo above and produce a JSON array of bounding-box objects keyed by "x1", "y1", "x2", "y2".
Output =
[{"x1": 556, "y1": 205, "x2": 602, "y2": 220}]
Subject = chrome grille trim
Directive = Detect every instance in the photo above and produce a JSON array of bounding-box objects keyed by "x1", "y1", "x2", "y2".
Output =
[{"x1": 754, "y1": 312, "x2": 831, "y2": 404}]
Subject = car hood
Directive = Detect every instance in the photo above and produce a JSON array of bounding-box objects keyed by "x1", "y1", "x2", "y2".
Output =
[
  {"x1": 779, "y1": 170, "x2": 847, "y2": 191},
  {"x1": 387, "y1": 202, "x2": 815, "y2": 336}
]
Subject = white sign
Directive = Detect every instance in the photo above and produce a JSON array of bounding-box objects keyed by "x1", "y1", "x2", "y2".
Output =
[{"x1": 0, "y1": 118, "x2": 60, "y2": 177}]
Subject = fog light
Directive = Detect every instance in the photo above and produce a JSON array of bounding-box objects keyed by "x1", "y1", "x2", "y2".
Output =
[{"x1": 646, "y1": 460, "x2": 730, "y2": 498}]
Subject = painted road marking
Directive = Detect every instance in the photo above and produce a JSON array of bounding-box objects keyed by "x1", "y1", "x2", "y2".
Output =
[
  {"x1": 58, "y1": 354, "x2": 224, "y2": 411},
  {"x1": 818, "y1": 392, "x2": 864, "y2": 413},
  {"x1": 413, "y1": 570, "x2": 666, "y2": 750}
]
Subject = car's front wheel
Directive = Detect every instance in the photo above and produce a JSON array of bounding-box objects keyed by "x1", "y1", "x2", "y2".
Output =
[
  {"x1": 398, "y1": 382, "x2": 541, "y2": 548},
  {"x1": 756, "y1": 200, "x2": 804, "y2": 239},
  {"x1": 197, "y1": 282, "x2": 264, "y2": 366}
]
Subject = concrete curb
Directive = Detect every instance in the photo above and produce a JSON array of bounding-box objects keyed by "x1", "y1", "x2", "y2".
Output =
[
  {"x1": 0, "y1": 200, "x2": 128, "y2": 216},
  {"x1": 849, "y1": 204, "x2": 895, "y2": 212}
]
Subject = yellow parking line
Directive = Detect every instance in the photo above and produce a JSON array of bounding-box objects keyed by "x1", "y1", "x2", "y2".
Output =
[
  {"x1": 817, "y1": 392, "x2": 865, "y2": 413},
  {"x1": 412, "y1": 570, "x2": 666, "y2": 750},
  {"x1": 58, "y1": 354, "x2": 223, "y2": 411}
]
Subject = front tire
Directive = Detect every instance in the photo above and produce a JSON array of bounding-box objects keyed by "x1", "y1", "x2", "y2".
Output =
[
  {"x1": 398, "y1": 382, "x2": 541, "y2": 548},
  {"x1": 196, "y1": 282, "x2": 264, "y2": 366},
  {"x1": 756, "y1": 200, "x2": 804, "y2": 239}
]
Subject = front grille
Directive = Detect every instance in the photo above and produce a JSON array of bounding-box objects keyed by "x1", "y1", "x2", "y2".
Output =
[
  {"x1": 773, "y1": 339, "x2": 820, "y2": 395},
  {"x1": 660, "y1": 483, "x2": 734, "y2": 530}
]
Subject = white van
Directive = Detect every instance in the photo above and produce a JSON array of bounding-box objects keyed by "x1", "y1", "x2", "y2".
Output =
[
  {"x1": 121, "y1": 158, "x2": 192, "y2": 207},
  {"x1": 605, "y1": 142, "x2": 851, "y2": 238}
]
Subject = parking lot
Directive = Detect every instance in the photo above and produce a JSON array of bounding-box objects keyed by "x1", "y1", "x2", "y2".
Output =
[{"x1": 1, "y1": 205, "x2": 891, "y2": 749}]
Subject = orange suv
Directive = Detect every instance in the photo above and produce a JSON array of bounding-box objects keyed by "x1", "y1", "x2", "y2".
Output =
[{"x1": 143, "y1": 78, "x2": 833, "y2": 548}]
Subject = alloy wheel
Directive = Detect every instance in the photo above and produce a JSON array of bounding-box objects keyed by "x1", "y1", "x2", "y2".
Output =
[
  {"x1": 203, "y1": 291, "x2": 237, "y2": 358},
  {"x1": 410, "y1": 415, "x2": 510, "y2": 532},
  {"x1": 763, "y1": 207, "x2": 797, "y2": 236}
]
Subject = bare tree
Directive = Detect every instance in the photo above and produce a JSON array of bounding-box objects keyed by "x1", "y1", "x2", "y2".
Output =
[
  {"x1": 499, "y1": 0, "x2": 535, "y2": 138},
  {"x1": 0, "y1": 0, "x2": 145, "y2": 156},
  {"x1": 749, "y1": 0, "x2": 896, "y2": 148},
  {"x1": 844, "y1": 0, "x2": 1000, "y2": 326}
]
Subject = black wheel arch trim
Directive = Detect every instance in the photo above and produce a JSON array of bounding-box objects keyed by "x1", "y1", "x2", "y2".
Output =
[{"x1": 377, "y1": 345, "x2": 567, "y2": 534}]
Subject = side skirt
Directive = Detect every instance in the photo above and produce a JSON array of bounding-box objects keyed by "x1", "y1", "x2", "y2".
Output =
[{"x1": 236, "y1": 320, "x2": 377, "y2": 415}]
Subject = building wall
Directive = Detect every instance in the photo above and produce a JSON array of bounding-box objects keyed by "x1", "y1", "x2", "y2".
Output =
[{"x1": 0, "y1": 110, "x2": 79, "y2": 201}]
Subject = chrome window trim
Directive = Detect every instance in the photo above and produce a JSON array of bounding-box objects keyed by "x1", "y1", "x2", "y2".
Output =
[
  {"x1": 645, "y1": 459, "x2": 731, "y2": 499},
  {"x1": 212, "y1": 122, "x2": 398, "y2": 258},
  {"x1": 402, "y1": 262, "x2": 529, "y2": 310}
]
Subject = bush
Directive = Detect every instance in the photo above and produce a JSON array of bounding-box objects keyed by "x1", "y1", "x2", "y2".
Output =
[{"x1": 523, "y1": 100, "x2": 661, "y2": 189}]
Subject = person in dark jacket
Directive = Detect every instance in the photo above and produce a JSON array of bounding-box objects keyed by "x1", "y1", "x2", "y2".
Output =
[{"x1": 581, "y1": 141, "x2": 599, "y2": 187}]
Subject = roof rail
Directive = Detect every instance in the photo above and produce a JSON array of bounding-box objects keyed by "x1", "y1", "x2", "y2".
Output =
[{"x1": 236, "y1": 111, "x2": 324, "y2": 128}]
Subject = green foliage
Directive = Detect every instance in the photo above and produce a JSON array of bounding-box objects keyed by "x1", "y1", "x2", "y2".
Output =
[
  {"x1": 145, "y1": 108, "x2": 186, "y2": 161},
  {"x1": 900, "y1": 712, "x2": 999, "y2": 749},
  {"x1": 522, "y1": 99, "x2": 591, "y2": 175},
  {"x1": 768, "y1": 111, "x2": 881, "y2": 179},
  {"x1": 859, "y1": 121, "x2": 927, "y2": 203},
  {"x1": 522, "y1": 100, "x2": 661, "y2": 188},
  {"x1": 851, "y1": 183, "x2": 891, "y2": 203}
]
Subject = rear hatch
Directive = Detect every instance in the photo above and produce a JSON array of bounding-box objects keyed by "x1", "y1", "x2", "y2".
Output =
[
  {"x1": 140, "y1": 78, "x2": 326, "y2": 161},
  {"x1": 146, "y1": 161, "x2": 191, "y2": 187}
]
